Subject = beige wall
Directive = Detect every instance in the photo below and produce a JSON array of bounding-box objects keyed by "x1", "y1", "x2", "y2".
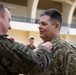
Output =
[
  {"x1": 36, "y1": 9, "x2": 45, "y2": 19},
  {"x1": 8, "y1": 30, "x2": 76, "y2": 47},
  {"x1": 29, "y1": 32, "x2": 42, "y2": 47},
  {"x1": 8, "y1": 30, "x2": 29, "y2": 45},
  {"x1": 72, "y1": 15, "x2": 76, "y2": 24},
  {"x1": 0, "y1": 1, "x2": 27, "y2": 17},
  {"x1": 8, "y1": 30, "x2": 42, "y2": 47},
  {"x1": 69, "y1": 35, "x2": 76, "y2": 44},
  {"x1": 0, "y1": 1, "x2": 44, "y2": 19},
  {"x1": 61, "y1": 34, "x2": 76, "y2": 44}
]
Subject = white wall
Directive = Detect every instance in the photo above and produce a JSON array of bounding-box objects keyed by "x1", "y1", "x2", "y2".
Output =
[{"x1": 10, "y1": 21, "x2": 39, "y2": 32}]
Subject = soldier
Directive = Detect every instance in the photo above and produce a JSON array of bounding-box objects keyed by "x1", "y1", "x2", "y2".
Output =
[
  {"x1": 0, "y1": 4, "x2": 53, "y2": 75},
  {"x1": 24, "y1": 37, "x2": 36, "y2": 51},
  {"x1": 38, "y1": 9, "x2": 76, "y2": 75},
  {"x1": 24, "y1": 37, "x2": 36, "y2": 75}
]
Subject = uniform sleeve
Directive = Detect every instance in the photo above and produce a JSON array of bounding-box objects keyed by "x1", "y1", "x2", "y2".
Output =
[
  {"x1": 0, "y1": 39, "x2": 51, "y2": 74},
  {"x1": 49, "y1": 44, "x2": 76, "y2": 75},
  {"x1": 63, "y1": 46, "x2": 76, "y2": 75}
]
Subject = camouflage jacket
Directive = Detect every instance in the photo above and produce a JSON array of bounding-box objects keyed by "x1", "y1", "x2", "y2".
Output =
[
  {"x1": 0, "y1": 35, "x2": 51, "y2": 75},
  {"x1": 37, "y1": 35, "x2": 76, "y2": 75},
  {"x1": 24, "y1": 44, "x2": 36, "y2": 51}
]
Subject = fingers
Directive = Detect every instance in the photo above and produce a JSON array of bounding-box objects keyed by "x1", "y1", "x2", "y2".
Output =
[{"x1": 42, "y1": 42, "x2": 53, "y2": 51}]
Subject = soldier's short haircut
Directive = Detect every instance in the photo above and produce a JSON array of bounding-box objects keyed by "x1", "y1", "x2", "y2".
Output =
[
  {"x1": 40, "y1": 9, "x2": 62, "y2": 26},
  {"x1": 29, "y1": 37, "x2": 34, "y2": 41},
  {"x1": 0, "y1": 4, "x2": 10, "y2": 18}
]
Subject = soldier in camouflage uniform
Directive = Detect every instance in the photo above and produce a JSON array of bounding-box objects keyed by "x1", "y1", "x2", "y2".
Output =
[
  {"x1": 24, "y1": 37, "x2": 36, "y2": 51},
  {"x1": 24, "y1": 37, "x2": 36, "y2": 75},
  {"x1": 0, "y1": 4, "x2": 53, "y2": 75},
  {"x1": 37, "y1": 9, "x2": 76, "y2": 75}
]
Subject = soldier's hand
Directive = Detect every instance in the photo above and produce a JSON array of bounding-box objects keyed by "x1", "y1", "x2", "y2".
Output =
[{"x1": 42, "y1": 42, "x2": 53, "y2": 51}]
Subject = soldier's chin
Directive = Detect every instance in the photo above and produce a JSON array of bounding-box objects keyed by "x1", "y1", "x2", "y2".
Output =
[{"x1": 40, "y1": 35, "x2": 44, "y2": 39}]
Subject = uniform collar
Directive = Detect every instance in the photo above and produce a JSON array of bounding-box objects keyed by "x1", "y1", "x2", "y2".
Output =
[
  {"x1": 40, "y1": 35, "x2": 61, "y2": 46},
  {"x1": 0, "y1": 34, "x2": 8, "y2": 38},
  {"x1": 50, "y1": 35, "x2": 61, "y2": 45}
]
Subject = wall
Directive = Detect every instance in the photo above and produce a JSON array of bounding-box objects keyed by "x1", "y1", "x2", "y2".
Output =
[
  {"x1": 29, "y1": 32, "x2": 42, "y2": 47},
  {"x1": 8, "y1": 30, "x2": 29, "y2": 45},
  {"x1": 8, "y1": 30, "x2": 42, "y2": 47},
  {"x1": 0, "y1": 1, "x2": 45, "y2": 19},
  {"x1": 0, "y1": 1, "x2": 27, "y2": 17},
  {"x1": 61, "y1": 34, "x2": 76, "y2": 45}
]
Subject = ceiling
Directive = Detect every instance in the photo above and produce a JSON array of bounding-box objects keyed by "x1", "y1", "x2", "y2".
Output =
[
  {"x1": 1, "y1": 0, "x2": 28, "y2": 6},
  {"x1": 0, "y1": 0, "x2": 76, "y2": 14}
]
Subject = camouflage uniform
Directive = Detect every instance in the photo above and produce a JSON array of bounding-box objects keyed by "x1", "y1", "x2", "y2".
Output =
[
  {"x1": 37, "y1": 35, "x2": 76, "y2": 75},
  {"x1": 24, "y1": 44, "x2": 36, "y2": 51},
  {"x1": 0, "y1": 35, "x2": 51, "y2": 75},
  {"x1": 24, "y1": 44, "x2": 36, "y2": 75}
]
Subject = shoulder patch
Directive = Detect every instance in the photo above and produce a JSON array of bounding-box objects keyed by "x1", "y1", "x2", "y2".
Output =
[{"x1": 7, "y1": 36, "x2": 14, "y2": 42}]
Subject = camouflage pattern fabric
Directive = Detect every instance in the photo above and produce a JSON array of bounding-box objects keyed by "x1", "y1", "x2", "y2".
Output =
[
  {"x1": 0, "y1": 35, "x2": 51, "y2": 75},
  {"x1": 24, "y1": 44, "x2": 36, "y2": 51},
  {"x1": 24, "y1": 44, "x2": 36, "y2": 75},
  {"x1": 37, "y1": 35, "x2": 76, "y2": 75}
]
